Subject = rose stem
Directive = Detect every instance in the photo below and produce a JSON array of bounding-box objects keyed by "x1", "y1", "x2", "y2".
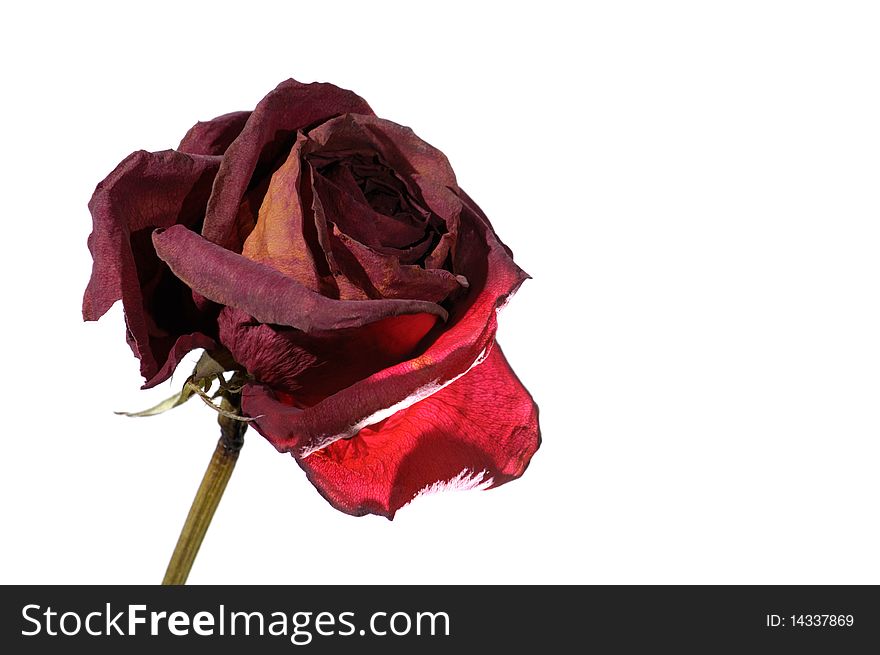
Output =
[{"x1": 162, "y1": 396, "x2": 246, "y2": 585}]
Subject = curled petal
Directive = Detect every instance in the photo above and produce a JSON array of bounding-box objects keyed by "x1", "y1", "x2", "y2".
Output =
[
  {"x1": 240, "y1": 134, "x2": 326, "y2": 291},
  {"x1": 153, "y1": 225, "x2": 447, "y2": 332},
  {"x1": 201, "y1": 79, "x2": 373, "y2": 252},
  {"x1": 144, "y1": 332, "x2": 218, "y2": 389},
  {"x1": 311, "y1": 166, "x2": 427, "y2": 252},
  {"x1": 178, "y1": 111, "x2": 252, "y2": 156},
  {"x1": 83, "y1": 150, "x2": 220, "y2": 386},
  {"x1": 329, "y1": 227, "x2": 466, "y2": 303},
  {"x1": 424, "y1": 232, "x2": 453, "y2": 269}
]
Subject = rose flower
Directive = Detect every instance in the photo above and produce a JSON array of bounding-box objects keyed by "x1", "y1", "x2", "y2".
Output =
[{"x1": 84, "y1": 79, "x2": 540, "y2": 518}]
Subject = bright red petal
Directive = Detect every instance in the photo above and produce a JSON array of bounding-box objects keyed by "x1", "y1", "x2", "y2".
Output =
[{"x1": 298, "y1": 345, "x2": 539, "y2": 518}]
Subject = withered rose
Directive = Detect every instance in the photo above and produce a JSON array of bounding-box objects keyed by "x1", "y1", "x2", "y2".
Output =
[{"x1": 84, "y1": 79, "x2": 540, "y2": 518}]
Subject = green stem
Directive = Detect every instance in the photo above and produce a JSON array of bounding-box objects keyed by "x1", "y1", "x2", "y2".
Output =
[{"x1": 162, "y1": 400, "x2": 246, "y2": 585}]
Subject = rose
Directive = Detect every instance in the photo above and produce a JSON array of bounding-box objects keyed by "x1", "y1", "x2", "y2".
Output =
[{"x1": 84, "y1": 79, "x2": 540, "y2": 518}]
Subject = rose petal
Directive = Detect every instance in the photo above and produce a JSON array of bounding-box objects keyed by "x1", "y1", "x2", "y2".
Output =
[
  {"x1": 219, "y1": 307, "x2": 439, "y2": 403},
  {"x1": 311, "y1": 167, "x2": 429, "y2": 252},
  {"x1": 178, "y1": 111, "x2": 252, "y2": 156},
  {"x1": 329, "y1": 227, "x2": 466, "y2": 303},
  {"x1": 424, "y1": 232, "x2": 453, "y2": 269},
  {"x1": 201, "y1": 79, "x2": 373, "y2": 252},
  {"x1": 318, "y1": 160, "x2": 369, "y2": 202},
  {"x1": 240, "y1": 197, "x2": 528, "y2": 455},
  {"x1": 307, "y1": 116, "x2": 464, "y2": 267},
  {"x1": 277, "y1": 345, "x2": 539, "y2": 518},
  {"x1": 83, "y1": 150, "x2": 221, "y2": 387},
  {"x1": 307, "y1": 113, "x2": 461, "y2": 223},
  {"x1": 152, "y1": 225, "x2": 447, "y2": 332},
  {"x1": 217, "y1": 308, "x2": 319, "y2": 393},
  {"x1": 240, "y1": 134, "x2": 327, "y2": 292},
  {"x1": 144, "y1": 332, "x2": 218, "y2": 388}
]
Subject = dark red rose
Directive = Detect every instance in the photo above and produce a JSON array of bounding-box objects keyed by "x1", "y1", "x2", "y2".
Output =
[{"x1": 84, "y1": 79, "x2": 540, "y2": 518}]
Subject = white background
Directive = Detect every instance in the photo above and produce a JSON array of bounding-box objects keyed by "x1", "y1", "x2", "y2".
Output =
[{"x1": 2, "y1": 1, "x2": 879, "y2": 584}]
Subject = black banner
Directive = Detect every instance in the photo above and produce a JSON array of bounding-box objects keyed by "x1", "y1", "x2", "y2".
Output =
[{"x1": 1, "y1": 586, "x2": 877, "y2": 652}]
